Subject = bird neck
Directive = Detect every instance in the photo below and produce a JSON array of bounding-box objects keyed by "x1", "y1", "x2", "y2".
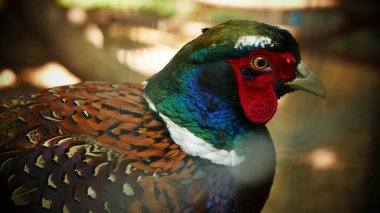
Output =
[{"x1": 143, "y1": 60, "x2": 252, "y2": 166}]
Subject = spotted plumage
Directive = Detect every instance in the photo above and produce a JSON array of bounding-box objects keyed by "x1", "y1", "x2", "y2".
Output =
[
  {"x1": 1, "y1": 82, "x2": 205, "y2": 212},
  {"x1": 0, "y1": 20, "x2": 325, "y2": 212}
]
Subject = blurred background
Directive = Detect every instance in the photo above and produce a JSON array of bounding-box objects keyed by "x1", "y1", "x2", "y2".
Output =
[{"x1": 0, "y1": 0, "x2": 379, "y2": 212}]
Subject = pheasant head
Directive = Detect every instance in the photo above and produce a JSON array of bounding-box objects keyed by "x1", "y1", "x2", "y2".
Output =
[{"x1": 143, "y1": 20, "x2": 325, "y2": 166}]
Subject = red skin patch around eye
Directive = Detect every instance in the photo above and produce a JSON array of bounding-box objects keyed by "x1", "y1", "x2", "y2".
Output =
[{"x1": 227, "y1": 50, "x2": 296, "y2": 123}]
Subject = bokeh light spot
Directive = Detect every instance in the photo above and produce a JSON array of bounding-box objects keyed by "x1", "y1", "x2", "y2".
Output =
[
  {"x1": 308, "y1": 148, "x2": 339, "y2": 170},
  {"x1": 84, "y1": 24, "x2": 104, "y2": 48},
  {"x1": 21, "y1": 62, "x2": 81, "y2": 89},
  {"x1": 67, "y1": 7, "x2": 87, "y2": 24},
  {"x1": 0, "y1": 69, "x2": 17, "y2": 89}
]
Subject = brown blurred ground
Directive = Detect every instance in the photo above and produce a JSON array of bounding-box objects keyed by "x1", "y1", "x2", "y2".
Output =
[{"x1": 0, "y1": 0, "x2": 379, "y2": 212}]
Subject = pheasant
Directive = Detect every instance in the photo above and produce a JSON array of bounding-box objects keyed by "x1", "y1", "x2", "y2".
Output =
[{"x1": 0, "y1": 20, "x2": 325, "y2": 212}]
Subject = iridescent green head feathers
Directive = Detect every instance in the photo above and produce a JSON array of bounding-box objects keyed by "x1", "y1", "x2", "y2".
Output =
[{"x1": 187, "y1": 20, "x2": 301, "y2": 64}]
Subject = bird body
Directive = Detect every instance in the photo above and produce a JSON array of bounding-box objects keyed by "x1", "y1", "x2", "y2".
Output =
[
  {"x1": 0, "y1": 82, "x2": 274, "y2": 212},
  {"x1": 0, "y1": 20, "x2": 325, "y2": 212}
]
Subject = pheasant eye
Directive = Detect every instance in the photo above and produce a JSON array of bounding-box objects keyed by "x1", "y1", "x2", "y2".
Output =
[{"x1": 252, "y1": 56, "x2": 271, "y2": 71}]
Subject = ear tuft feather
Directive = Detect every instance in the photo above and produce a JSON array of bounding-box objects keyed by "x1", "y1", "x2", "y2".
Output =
[{"x1": 201, "y1": 28, "x2": 210, "y2": 33}]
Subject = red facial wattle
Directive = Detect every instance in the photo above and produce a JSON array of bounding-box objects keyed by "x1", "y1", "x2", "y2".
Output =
[{"x1": 228, "y1": 50, "x2": 296, "y2": 123}]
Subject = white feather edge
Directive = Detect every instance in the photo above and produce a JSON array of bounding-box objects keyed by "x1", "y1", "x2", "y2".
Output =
[
  {"x1": 143, "y1": 93, "x2": 245, "y2": 166},
  {"x1": 234, "y1": 35, "x2": 274, "y2": 49},
  {"x1": 142, "y1": 80, "x2": 149, "y2": 89}
]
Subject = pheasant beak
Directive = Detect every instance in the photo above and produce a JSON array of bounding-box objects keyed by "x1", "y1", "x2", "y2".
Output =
[{"x1": 285, "y1": 61, "x2": 326, "y2": 99}]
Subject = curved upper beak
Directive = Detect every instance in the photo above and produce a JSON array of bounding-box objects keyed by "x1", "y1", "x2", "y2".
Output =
[{"x1": 285, "y1": 61, "x2": 326, "y2": 99}]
